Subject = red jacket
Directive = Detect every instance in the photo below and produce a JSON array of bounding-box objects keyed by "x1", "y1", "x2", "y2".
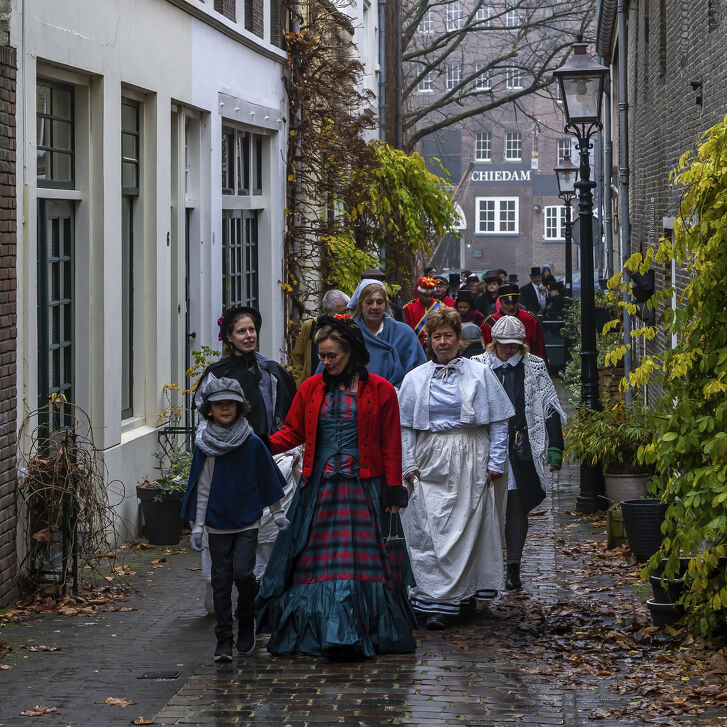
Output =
[
  {"x1": 481, "y1": 308, "x2": 549, "y2": 366},
  {"x1": 269, "y1": 373, "x2": 403, "y2": 489}
]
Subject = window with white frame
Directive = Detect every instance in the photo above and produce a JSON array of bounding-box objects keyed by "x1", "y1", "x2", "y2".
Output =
[
  {"x1": 418, "y1": 8, "x2": 434, "y2": 33},
  {"x1": 446, "y1": 63, "x2": 461, "y2": 91},
  {"x1": 557, "y1": 138, "x2": 572, "y2": 163},
  {"x1": 474, "y1": 60, "x2": 492, "y2": 90},
  {"x1": 506, "y1": 7, "x2": 520, "y2": 26},
  {"x1": 418, "y1": 72, "x2": 434, "y2": 92},
  {"x1": 476, "y1": 2, "x2": 491, "y2": 22},
  {"x1": 475, "y1": 132, "x2": 491, "y2": 161},
  {"x1": 506, "y1": 65, "x2": 523, "y2": 89},
  {"x1": 446, "y1": 1, "x2": 463, "y2": 30},
  {"x1": 476, "y1": 197, "x2": 519, "y2": 234},
  {"x1": 544, "y1": 205, "x2": 567, "y2": 240},
  {"x1": 504, "y1": 131, "x2": 522, "y2": 161}
]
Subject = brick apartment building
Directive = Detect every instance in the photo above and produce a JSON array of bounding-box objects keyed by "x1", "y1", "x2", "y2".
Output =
[
  {"x1": 0, "y1": 0, "x2": 17, "y2": 607},
  {"x1": 405, "y1": 3, "x2": 585, "y2": 283},
  {"x1": 597, "y1": 0, "x2": 727, "y2": 393}
]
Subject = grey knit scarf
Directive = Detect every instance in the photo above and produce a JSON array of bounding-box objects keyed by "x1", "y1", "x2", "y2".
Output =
[{"x1": 195, "y1": 415, "x2": 252, "y2": 457}]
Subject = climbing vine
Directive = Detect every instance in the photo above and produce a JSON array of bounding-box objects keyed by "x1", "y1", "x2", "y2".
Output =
[{"x1": 604, "y1": 114, "x2": 727, "y2": 636}]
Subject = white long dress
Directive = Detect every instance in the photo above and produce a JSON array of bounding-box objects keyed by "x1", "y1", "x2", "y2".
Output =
[{"x1": 398, "y1": 358, "x2": 513, "y2": 617}]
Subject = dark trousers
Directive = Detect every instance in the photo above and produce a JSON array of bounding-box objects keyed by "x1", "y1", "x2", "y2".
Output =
[
  {"x1": 208, "y1": 530, "x2": 258, "y2": 641},
  {"x1": 505, "y1": 489, "x2": 529, "y2": 566}
]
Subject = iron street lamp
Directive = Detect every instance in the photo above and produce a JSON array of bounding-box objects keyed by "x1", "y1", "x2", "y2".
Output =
[
  {"x1": 554, "y1": 41, "x2": 609, "y2": 514},
  {"x1": 554, "y1": 151, "x2": 579, "y2": 298}
]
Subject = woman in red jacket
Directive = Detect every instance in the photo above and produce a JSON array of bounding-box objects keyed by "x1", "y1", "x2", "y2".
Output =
[{"x1": 257, "y1": 314, "x2": 416, "y2": 658}]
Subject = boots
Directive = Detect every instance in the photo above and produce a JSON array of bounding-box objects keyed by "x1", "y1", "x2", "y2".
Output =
[{"x1": 506, "y1": 562, "x2": 522, "y2": 590}]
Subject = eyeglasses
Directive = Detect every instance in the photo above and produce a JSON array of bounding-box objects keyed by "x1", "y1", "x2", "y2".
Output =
[{"x1": 318, "y1": 352, "x2": 342, "y2": 362}]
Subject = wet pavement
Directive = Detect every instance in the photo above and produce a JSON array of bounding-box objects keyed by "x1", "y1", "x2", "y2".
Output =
[{"x1": 2, "y1": 412, "x2": 727, "y2": 726}]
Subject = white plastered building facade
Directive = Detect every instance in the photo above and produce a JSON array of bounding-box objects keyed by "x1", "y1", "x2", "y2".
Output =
[{"x1": 13, "y1": 0, "x2": 288, "y2": 539}]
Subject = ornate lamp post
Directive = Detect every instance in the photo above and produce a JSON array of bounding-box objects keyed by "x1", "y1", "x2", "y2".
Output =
[
  {"x1": 554, "y1": 152, "x2": 579, "y2": 298},
  {"x1": 554, "y1": 42, "x2": 609, "y2": 513}
]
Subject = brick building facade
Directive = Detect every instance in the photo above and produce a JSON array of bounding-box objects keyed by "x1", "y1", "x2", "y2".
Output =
[
  {"x1": 598, "y1": 1, "x2": 727, "y2": 397},
  {"x1": 0, "y1": 19, "x2": 17, "y2": 605}
]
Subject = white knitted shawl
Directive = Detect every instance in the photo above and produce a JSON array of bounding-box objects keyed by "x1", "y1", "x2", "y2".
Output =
[{"x1": 472, "y1": 351, "x2": 566, "y2": 489}]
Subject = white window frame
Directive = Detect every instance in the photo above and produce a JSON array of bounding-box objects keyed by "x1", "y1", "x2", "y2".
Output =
[
  {"x1": 504, "y1": 131, "x2": 522, "y2": 161},
  {"x1": 446, "y1": 62, "x2": 461, "y2": 91},
  {"x1": 417, "y1": 72, "x2": 434, "y2": 93},
  {"x1": 418, "y1": 8, "x2": 434, "y2": 33},
  {"x1": 506, "y1": 8, "x2": 520, "y2": 26},
  {"x1": 557, "y1": 138, "x2": 573, "y2": 164},
  {"x1": 474, "y1": 60, "x2": 492, "y2": 90},
  {"x1": 544, "y1": 205, "x2": 567, "y2": 240},
  {"x1": 446, "y1": 1, "x2": 463, "y2": 30},
  {"x1": 476, "y1": 2, "x2": 491, "y2": 23},
  {"x1": 474, "y1": 131, "x2": 491, "y2": 161},
  {"x1": 475, "y1": 196, "x2": 519, "y2": 235},
  {"x1": 506, "y1": 65, "x2": 523, "y2": 89}
]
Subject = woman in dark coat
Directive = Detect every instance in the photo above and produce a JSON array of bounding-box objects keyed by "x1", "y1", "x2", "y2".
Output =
[{"x1": 257, "y1": 315, "x2": 416, "y2": 658}]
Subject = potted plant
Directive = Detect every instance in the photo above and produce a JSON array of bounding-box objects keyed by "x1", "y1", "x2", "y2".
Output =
[
  {"x1": 565, "y1": 401, "x2": 657, "y2": 503},
  {"x1": 137, "y1": 384, "x2": 195, "y2": 546}
]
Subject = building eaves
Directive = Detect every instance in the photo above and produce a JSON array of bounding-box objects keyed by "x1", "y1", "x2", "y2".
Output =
[{"x1": 596, "y1": 0, "x2": 619, "y2": 59}]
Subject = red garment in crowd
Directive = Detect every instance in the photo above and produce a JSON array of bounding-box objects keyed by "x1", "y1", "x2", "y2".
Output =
[
  {"x1": 461, "y1": 309, "x2": 485, "y2": 326},
  {"x1": 480, "y1": 308, "x2": 549, "y2": 366},
  {"x1": 403, "y1": 297, "x2": 441, "y2": 345},
  {"x1": 269, "y1": 373, "x2": 403, "y2": 490},
  {"x1": 437, "y1": 295, "x2": 456, "y2": 307}
]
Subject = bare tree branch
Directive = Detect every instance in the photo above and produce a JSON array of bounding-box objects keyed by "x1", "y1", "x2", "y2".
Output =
[{"x1": 401, "y1": 0, "x2": 596, "y2": 151}]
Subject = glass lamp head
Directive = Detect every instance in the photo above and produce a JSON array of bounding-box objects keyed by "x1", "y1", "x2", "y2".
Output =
[{"x1": 553, "y1": 43, "x2": 609, "y2": 124}]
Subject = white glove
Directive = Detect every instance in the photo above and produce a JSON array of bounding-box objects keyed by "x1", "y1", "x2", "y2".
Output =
[
  {"x1": 189, "y1": 531, "x2": 203, "y2": 551},
  {"x1": 274, "y1": 516, "x2": 291, "y2": 531}
]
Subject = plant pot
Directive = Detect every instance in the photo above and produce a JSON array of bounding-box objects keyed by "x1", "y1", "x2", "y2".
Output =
[
  {"x1": 620, "y1": 498, "x2": 670, "y2": 563},
  {"x1": 646, "y1": 599, "x2": 685, "y2": 627},
  {"x1": 136, "y1": 485, "x2": 184, "y2": 545},
  {"x1": 649, "y1": 575, "x2": 684, "y2": 604},
  {"x1": 656, "y1": 557, "x2": 693, "y2": 578},
  {"x1": 603, "y1": 472, "x2": 650, "y2": 504},
  {"x1": 598, "y1": 366, "x2": 624, "y2": 403},
  {"x1": 606, "y1": 503, "x2": 628, "y2": 549}
]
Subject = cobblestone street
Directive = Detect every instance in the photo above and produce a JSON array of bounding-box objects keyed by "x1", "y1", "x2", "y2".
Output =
[{"x1": 2, "y1": 462, "x2": 727, "y2": 726}]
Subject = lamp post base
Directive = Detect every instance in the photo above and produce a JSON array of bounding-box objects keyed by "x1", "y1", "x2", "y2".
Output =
[{"x1": 576, "y1": 463, "x2": 606, "y2": 513}]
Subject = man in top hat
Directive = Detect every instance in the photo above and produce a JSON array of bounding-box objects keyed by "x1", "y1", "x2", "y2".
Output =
[
  {"x1": 474, "y1": 271, "x2": 500, "y2": 316},
  {"x1": 433, "y1": 275, "x2": 456, "y2": 307},
  {"x1": 481, "y1": 284, "x2": 549, "y2": 365},
  {"x1": 404, "y1": 275, "x2": 441, "y2": 347},
  {"x1": 520, "y1": 266, "x2": 547, "y2": 315},
  {"x1": 361, "y1": 268, "x2": 405, "y2": 322}
]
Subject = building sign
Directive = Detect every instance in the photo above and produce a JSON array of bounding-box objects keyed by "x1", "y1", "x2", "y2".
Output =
[{"x1": 470, "y1": 168, "x2": 532, "y2": 183}]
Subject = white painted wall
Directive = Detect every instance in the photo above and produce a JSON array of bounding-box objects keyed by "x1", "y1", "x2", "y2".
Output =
[{"x1": 14, "y1": 0, "x2": 288, "y2": 539}]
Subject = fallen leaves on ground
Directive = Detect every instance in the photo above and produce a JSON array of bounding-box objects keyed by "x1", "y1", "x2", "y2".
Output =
[
  {"x1": 0, "y1": 663, "x2": 11, "y2": 669},
  {"x1": 20, "y1": 705, "x2": 57, "y2": 716},
  {"x1": 21, "y1": 644, "x2": 61, "y2": 652},
  {"x1": 105, "y1": 697, "x2": 137, "y2": 708},
  {"x1": 131, "y1": 718, "x2": 155, "y2": 725}
]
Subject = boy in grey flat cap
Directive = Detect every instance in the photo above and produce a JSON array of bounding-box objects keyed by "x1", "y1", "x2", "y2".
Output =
[{"x1": 182, "y1": 375, "x2": 290, "y2": 661}]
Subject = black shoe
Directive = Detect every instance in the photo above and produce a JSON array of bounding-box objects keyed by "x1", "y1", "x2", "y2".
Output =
[
  {"x1": 236, "y1": 615, "x2": 256, "y2": 655},
  {"x1": 425, "y1": 614, "x2": 448, "y2": 631},
  {"x1": 214, "y1": 637, "x2": 233, "y2": 662},
  {"x1": 506, "y1": 563, "x2": 522, "y2": 590}
]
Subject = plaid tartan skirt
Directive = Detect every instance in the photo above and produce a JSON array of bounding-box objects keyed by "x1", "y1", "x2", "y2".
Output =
[{"x1": 256, "y1": 472, "x2": 416, "y2": 657}]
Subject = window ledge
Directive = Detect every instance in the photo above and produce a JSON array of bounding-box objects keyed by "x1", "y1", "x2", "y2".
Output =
[
  {"x1": 165, "y1": 0, "x2": 287, "y2": 63},
  {"x1": 121, "y1": 417, "x2": 153, "y2": 440}
]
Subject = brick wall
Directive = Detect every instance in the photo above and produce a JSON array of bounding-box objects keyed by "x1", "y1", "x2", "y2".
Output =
[
  {"x1": 245, "y1": 0, "x2": 264, "y2": 39},
  {"x1": 624, "y1": 1, "x2": 727, "y2": 403},
  {"x1": 214, "y1": 0, "x2": 236, "y2": 22},
  {"x1": 0, "y1": 43, "x2": 17, "y2": 607}
]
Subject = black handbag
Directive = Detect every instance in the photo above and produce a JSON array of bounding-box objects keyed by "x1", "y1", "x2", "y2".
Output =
[{"x1": 512, "y1": 428, "x2": 532, "y2": 462}]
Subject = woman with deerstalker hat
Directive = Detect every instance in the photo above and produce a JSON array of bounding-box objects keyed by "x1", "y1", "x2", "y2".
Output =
[
  {"x1": 258, "y1": 314, "x2": 416, "y2": 658},
  {"x1": 195, "y1": 306, "x2": 299, "y2": 606},
  {"x1": 473, "y1": 316, "x2": 565, "y2": 591},
  {"x1": 398, "y1": 306, "x2": 514, "y2": 629}
]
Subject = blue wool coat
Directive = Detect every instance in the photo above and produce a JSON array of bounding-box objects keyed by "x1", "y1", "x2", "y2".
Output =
[{"x1": 182, "y1": 434, "x2": 286, "y2": 530}]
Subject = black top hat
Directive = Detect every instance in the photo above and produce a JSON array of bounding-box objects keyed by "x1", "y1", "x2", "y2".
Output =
[
  {"x1": 361, "y1": 268, "x2": 386, "y2": 281},
  {"x1": 498, "y1": 283, "x2": 520, "y2": 301},
  {"x1": 456, "y1": 289, "x2": 475, "y2": 304},
  {"x1": 530, "y1": 266, "x2": 541, "y2": 277},
  {"x1": 483, "y1": 272, "x2": 500, "y2": 284},
  {"x1": 508, "y1": 273, "x2": 519, "y2": 284},
  {"x1": 448, "y1": 272, "x2": 461, "y2": 287}
]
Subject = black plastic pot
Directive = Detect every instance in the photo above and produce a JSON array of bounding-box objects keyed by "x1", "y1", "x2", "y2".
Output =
[
  {"x1": 649, "y1": 575, "x2": 684, "y2": 604},
  {"x1": 646, "y1": 599, "x2": 685, "y2": 627},
  {"x1": 620, "y1": 498, "x2": 670, "y2": 562},
  {"x1": 136, "y1": 486, "x2": 184, "y2": 545}
]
